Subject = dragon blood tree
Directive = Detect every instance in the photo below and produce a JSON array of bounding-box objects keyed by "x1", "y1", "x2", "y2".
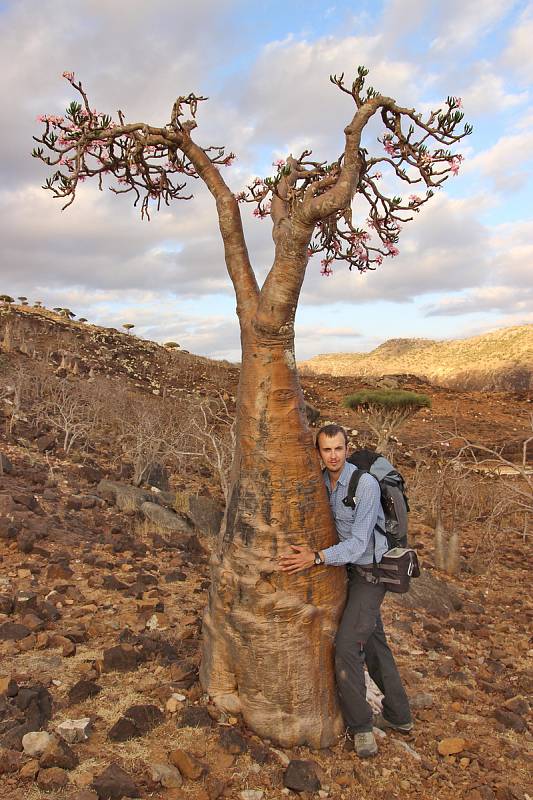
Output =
[{"x1": 34, "y1": 67, "x2": 470, "y2": 747}]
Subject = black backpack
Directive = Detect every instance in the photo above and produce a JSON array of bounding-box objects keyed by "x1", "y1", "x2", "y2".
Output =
[{"x1": 343, "y1": 449, "x2": 410, "y2": 549}]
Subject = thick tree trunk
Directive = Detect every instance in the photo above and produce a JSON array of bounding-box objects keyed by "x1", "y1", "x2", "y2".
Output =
[{"x1": 200, "y1": 326, "x2": 346, "y2": 748}]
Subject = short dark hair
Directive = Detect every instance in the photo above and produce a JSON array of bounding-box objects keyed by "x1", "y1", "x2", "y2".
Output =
[{"x1": 316, "y1": 423, "x2": 348, "y2": 448}]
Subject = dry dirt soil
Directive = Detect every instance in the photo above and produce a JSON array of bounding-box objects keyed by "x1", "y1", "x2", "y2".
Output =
[{"x1": 0, "y1": 306, "x2": 531, "y2": 800}]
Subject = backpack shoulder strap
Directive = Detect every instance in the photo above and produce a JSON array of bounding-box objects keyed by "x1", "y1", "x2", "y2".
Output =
[{"x1": 344, "y1": 468, "x2": 373, "y2": 507}]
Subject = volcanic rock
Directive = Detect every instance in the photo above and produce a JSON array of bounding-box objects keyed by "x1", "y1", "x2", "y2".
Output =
[
  {"x1": 92, "y1": 762, "x2": 139, "y2": 799},
  {"x1": 283, "y1": 760, "x2": 321, "y2": 792}
]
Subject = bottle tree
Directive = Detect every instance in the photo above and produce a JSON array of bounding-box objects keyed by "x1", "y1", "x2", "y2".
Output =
[{"x1": 33, "y1": 67, "x2": 470, "y2": 747}]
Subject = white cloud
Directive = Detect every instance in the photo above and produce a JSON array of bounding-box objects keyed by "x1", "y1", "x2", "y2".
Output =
[
  {"x1": 457, "y1": 64, "x2": 528, "y2": 115},
  {"x1": 430, "y1": 0, "x2": 517, "y2": 53},
  {"x1": 502, "y1": 4, "x2": 533, "y2": 83},
  {"x1": 463, "y1": 125, "x2": 533, "y2": 191}
]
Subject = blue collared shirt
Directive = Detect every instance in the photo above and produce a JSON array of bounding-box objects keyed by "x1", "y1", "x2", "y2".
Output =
[{"x1": 322, "y1": 462, "x2": 388, "y2": 566}]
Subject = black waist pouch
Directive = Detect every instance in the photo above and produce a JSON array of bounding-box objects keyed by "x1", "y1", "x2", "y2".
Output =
[{"x1": 376, "y1": 548, "x2": 420, "y2": 593}]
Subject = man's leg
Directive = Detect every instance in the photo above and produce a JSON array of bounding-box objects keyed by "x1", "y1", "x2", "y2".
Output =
[
  {"x1": 364, "y1": 611, "x2": 412, "y2": 728},
  {"x1": 335, "y1": 572, "x2": 385, "y2": 733}
]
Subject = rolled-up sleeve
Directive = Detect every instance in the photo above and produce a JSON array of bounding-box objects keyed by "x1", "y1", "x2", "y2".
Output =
[{"x1": 323, "y1": 473, "x2": 381, "y2": 566}]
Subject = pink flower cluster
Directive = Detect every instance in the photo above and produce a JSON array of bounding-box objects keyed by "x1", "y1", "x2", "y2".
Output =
[
  {"x1": 62, "y1": 71, "x2": 75, "y2": 82},
  {"x1": 384, "y1": 240, "x2": 399, "y2": 257},
  {"x1": 37, "y1": 114, "x2": 65, "y2": 126},
  {"x1": 453, "y1": 97, "x2": 463, "y2": 108},
  {"x1": 320, "y1": 259, "x2": 333, "y2": 276},
  {"x1": 409, "y1": 194, "x2": 422, "y2": 204},
  {"x1": 383, "y1": 136, "x2": 398, "y2": 156},
  {"x1": 252, "y1": 201, "x2": 271, "y2": 219},
  {"x1": 448, "y1": 154, "x2": 463, "y2": 176},
  {"x1": 272, "y1": 158, "x2": 286, "y2": 168},
  {"x1": 234, "y1": 191, "x2": 247, "y2": 203},
  {"x1": 223, "y1": 154, "x2": 235, "y2": 167},
  {"x1": 348, "y1": 231, "x2": 370, "y2": 243}
]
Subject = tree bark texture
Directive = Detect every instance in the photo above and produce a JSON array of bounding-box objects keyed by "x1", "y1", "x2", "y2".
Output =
[{"x1": 200, "y1": 327, "x2": 347, "y2": 747}]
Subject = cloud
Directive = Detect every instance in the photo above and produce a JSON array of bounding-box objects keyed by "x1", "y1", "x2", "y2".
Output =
[
  {"x1": 422, "y1": 217, "x2": 533, "y2": 317},
  {"x1": 464, "y1": 125, "x2": 533, "y2": 191},
  {"x1": 429, "y1": 0, "x2": 516, "y2": 53},
  {"x1": 457, "y1": 64, "x2": 528, "y2": 115},
  {"x1": 423, "y1": 286, "x2": 533, "y2": 316},
  {"x1": 502, "y1": 3, "x2": 533, "y2": 84}
]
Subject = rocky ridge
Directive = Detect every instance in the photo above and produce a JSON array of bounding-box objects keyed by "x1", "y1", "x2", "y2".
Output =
[{"x1": 299, "y1": 325, "x2": 533, "y2": 391}]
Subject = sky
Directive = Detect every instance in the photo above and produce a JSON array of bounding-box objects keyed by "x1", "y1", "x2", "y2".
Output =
[{"x1": 0, "y1": 0, "x2": 532, "y2": 361}]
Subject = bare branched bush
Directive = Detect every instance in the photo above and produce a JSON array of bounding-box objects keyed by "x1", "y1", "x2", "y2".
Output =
[
  {"x1": 36, "y1": 376, "x2": 105, "y2": 453},
  {"x1": 410, "y1": 420, "x2": 532, "y2": 574},
  {"x1": 114, "y1": 391, "x2": 198, "y2": 486},
  {"x1": 188, "y1": 393, "x2": 236, "y2": 499}
]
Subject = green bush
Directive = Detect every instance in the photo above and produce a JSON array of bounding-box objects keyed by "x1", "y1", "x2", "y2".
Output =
[{"x1": 343, "y1": 389, "x2": 431, "y2": 410}]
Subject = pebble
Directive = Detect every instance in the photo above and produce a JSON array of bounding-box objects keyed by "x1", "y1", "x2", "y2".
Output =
[{"x1": 240, "y1": 791, "x2": 264, "y2": 800}]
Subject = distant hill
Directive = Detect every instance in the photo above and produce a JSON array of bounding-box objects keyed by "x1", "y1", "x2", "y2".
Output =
[{"x1": 299, "y1": 325, "x2": 533, "y2": 391}]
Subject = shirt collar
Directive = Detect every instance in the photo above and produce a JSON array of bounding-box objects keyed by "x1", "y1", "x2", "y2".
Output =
[{"x1": 325, "y1": 460, "x2": 354, "y2": 490}]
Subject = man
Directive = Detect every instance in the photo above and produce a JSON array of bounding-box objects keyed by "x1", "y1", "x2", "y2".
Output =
[{"x1": 279, "y1": 423, "x2": 412, "y2": 758}]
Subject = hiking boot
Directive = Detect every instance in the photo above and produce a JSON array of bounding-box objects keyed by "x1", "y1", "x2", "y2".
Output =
[
  {"x1": 374, "y1": 712, "x2": 413, "y2": 734},
  {"x1": 352, "y1": 730, "x2": 378, "y2": 758}
]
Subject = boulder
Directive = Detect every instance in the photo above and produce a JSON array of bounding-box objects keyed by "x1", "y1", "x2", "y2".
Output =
[
  {"x1": 108, "y1": 704, "x2": 164, "y2": 741},
  {"x1": 35, "y1": 433, "x2": 56, "y2": 453},
  {"x1": 391, "y1": 571, "x2": 463, "y2": 617},
  {"x1": 96, "y1": 480, "x2": 152, "y2": 512},
  {"x1": 37, "y1": 766, "x2": 68, "y2": 790},
  {"x1": 22, "y1": 730, "x2": 52, "y2": 757},
  {"x1": 0, "y1": 622, "x2": 31, "y2": 641},
  {"x1": 283, "y1": 760, "x2": 321, "y2": 792},
  {"x1": 150, "y1": 762, "x2": 183, "y2": 788},
  {"x1": 0, "y1": 452, "x2": 13, "y2": 473},
  {"x1": 39, "y1": 734, "x2": 79, "y2": 769},
  {"x1": 144, "y1": 461, "x2": 170, "y2": 491},
  {"x1": 188, "y1": 494, "x2": 223, "y2": 536},
  {"x1": 169, "y1": 748, "x2": 204, "y2": 779},
  {"x1": 68, "y1": 680, "x2": 102, "y2": 705},
  {"x1": 92, "y1": 762, "x2": 139, "y2": 799},
  {"x1": 57, "y1": 717, "x2": 93, "y2": 744},
  {"x1": 0, "y1": 749, "x2": 22, "y2": 774},
  {"x1": 102, "y1": 644, "x2": 139, "y2": 673},
  {"x1": 140, "y1": 501, "x2": 194, "y2": 533}
]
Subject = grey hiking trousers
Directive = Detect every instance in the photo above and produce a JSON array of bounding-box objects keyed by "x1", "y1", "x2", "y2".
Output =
[{"x1": 335, "y1": 569, "x2": 412, "y2": 733}]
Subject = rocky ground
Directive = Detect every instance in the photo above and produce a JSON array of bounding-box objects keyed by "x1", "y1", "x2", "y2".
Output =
[{"x1": 0, "y1": 306, "x2": 532, "y2": 799}]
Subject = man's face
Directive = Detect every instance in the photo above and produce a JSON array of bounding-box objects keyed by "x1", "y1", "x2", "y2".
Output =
[{"x1": 317, "y1": 432, "x2": 347, "y2": 476}]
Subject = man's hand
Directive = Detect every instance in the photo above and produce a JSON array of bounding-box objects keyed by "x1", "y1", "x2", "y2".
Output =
[{"x1": 278, "y1": 545, "x2": 317, "y2": 574}]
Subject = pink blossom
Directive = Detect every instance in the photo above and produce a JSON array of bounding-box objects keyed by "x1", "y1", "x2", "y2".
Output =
[
  {"x1": 223, "y1": 154, "x2": 235, "y2": 167},
  {"x1": 409, "y1": 194, "x2": 421, "y2": 204},
  {"x1": 62, "y1": 71, "x2": 75, "y2": 82},
  {"x1": 320, "y1": 259, "x2": 333, "y2": 277},
  {"x1": 273, "y1": 158, "x2": 286, "y2": 168},
  {"x1": 453, "y1": 97, "x2": 463, "y2": 108},
  {"x1": 448, "y1": 155, "x2": 463, "y2": 176},
  {"x1": 38, "y1": 114, "x2": 65, "y2": 126},
  {"x1": 375, "y1": 254, "x2": 384, "y2": 265},
  {"x1": 384, "y1": 241, "x2": 399, "y2": 257},
  {"x1": 234, "y1": 191, "x2": 247, "y2": 203},
  {"x1": 383, "y1": 137, "x2": 397, "y2": 156}
]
